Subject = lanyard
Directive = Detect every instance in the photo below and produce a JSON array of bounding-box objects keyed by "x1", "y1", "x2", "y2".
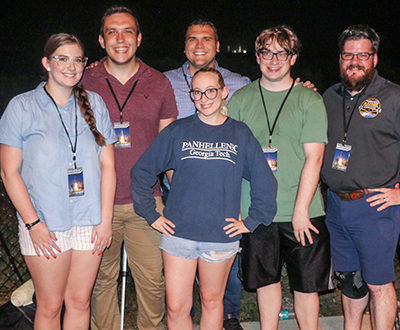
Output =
[
  {"x1": 341, "y1": 89, "x2": 363, "y2": 145},
  {"x1": 258, "y1": 78, "x2": 295, "y2": 147},
  {"x1": 106, "y1": 78, "x2": 138, "y2": 123},
  {"x1": 182, "y1": 67, "x2": 191, "y2": 91},
  {"x1": 43, "y1": 85, "x2": 78, "y2": 168}
]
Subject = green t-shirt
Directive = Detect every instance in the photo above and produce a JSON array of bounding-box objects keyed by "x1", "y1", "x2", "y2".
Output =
[{"x1": 229, "y1": 80, "x2": 327, "y2": 222}]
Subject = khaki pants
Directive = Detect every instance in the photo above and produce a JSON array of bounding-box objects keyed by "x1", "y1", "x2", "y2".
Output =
[{"x1": 91, "y1": 198, "x2": 165, "y2": 330}]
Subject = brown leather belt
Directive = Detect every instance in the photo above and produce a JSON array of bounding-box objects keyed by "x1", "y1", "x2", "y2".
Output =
[{"x1": 335, "y1": 189, "x2": 372, "y2": 201}]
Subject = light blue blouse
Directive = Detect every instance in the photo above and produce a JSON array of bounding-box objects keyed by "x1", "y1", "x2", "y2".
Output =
[{"x1": 0, "y1": 82, "x2": 117, "y2": 231}]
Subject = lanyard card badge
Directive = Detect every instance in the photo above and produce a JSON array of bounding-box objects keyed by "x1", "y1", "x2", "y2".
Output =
[
  {"x1": 263, "y1": 146, "x2": 278, "y2": 172},
  {"x1": 43, "y1": 85, "x2": 85, "y2": 197},
  {"x1": 332, "y1": 90, "x2": 362, "y2": 172},
  {"x1": 106, "y1": 78, "x2": 138, "y2": 149},
  {"x1": 114, "y1": 122, "x2": 131, "y2": 148},
  {"x1": 68, "y1": 167, "x2": 85, "y2": 197},
  {"x1": 332, "y1": 143, "x2": 351, "y2": 172},
  {"x1": 258, "y1": 79, "x2": 294, "y2": 173}
]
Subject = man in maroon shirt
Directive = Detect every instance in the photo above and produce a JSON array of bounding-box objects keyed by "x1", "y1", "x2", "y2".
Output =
[{"x1": 81, "y1": 5, "x2": 177, "y2": 330}]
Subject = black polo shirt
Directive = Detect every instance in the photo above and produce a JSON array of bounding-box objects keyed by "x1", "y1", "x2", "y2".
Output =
[{"x1": 321, "y1": 72, "x2": 400, "y2": 193}]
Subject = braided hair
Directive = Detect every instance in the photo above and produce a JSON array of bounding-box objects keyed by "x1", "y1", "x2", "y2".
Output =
[{"x1": 74, "y1": 83, "x2": 105, "y2": 146}]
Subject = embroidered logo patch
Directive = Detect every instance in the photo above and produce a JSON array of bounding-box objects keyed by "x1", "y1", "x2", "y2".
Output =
[{"x1": 359, "y1": 98, "x2": 381, "y2": 118}]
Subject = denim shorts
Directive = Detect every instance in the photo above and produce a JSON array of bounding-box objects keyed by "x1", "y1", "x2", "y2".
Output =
[
  {"x1": 160, "y1": 234, "x2": 240, "y2": 263},
  {"x1": 19, "y1": 220, "x2": 95, "y2": 256}
]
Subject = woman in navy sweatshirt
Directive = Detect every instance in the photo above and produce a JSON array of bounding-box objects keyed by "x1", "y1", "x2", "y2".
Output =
[{"x1": 131, "y1": 67, "x2": 277, "y2": 329}]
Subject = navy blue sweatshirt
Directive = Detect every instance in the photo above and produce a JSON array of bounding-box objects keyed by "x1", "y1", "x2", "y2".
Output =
[{"x1": 131, "y1": 114, "x2": 277, "y2": 243}]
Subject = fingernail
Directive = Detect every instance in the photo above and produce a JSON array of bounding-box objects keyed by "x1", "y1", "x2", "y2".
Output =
[
  {"x1": 54, "y1": 256, "x2": 57, "y2": 259},
  {"x1": 46, "y1": 256, "x2": 50, "y2": 260},
  {"x1": 58, "y1": 250, "x2": 61, "y2": 253},
  {"x1": 37, "y1": 254, "x2": 40, "y2": 257},
  {"x1": 92, "y1": 251, "x2": 95, "y2": 255},
  {"x1": 54, "y1": 238, "x2": 58, "y2": 241},
  {"x1": 91, "y1": 240, "x2": 93, "y2": 243}
]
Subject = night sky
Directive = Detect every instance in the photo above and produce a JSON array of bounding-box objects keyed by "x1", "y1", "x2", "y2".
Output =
[{"x1": 1, "y1": 0, "x2": 400, "y2": 96}]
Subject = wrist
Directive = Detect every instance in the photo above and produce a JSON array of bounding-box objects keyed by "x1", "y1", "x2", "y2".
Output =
[{"x1": 25, "y1": 219, "x2": 41, "y2": 230}]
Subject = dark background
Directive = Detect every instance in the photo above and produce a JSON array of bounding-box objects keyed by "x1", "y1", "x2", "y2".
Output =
[{"x1": 1, "y1": 0, "x2": 400, "y2": 112}]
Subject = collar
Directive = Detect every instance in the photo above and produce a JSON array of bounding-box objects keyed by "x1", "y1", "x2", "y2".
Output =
[
  {"x1": 86, "y1": 57, "x2": 152, "y2": 81},
  {"x1": 182, "y1": 60, "x2": 220, "y2": 78},
  {"x1": 35, "y1": 82, "x2": 75, "y2": 109}
]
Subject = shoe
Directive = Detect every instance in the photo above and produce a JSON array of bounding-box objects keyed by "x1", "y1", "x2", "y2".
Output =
[{"x1": 223, "y1": 314, "x2": 243, "y2": 330}]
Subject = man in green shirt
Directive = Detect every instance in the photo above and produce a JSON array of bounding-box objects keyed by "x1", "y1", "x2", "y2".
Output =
[{"x1": 229, "y1": 25, "x2": 330, "y2": 330}]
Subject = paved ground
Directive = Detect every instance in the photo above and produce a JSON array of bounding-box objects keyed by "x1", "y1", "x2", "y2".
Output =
[{"x1": 192, "y1": 314, "x2": 373, "y2": 330}]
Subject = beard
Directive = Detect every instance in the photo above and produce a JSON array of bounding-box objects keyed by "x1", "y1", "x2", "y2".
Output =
[{"x1": 340, "y1": 64, "x2": 375, "y2": 92}]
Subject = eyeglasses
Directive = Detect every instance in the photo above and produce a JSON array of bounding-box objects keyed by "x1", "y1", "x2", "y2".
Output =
[
  {"x1": 340, "y1": 52, "x2": 375, "y2": 61},
  {"x1": 258, "y1": 50, "x2": 292, "y2": 61},
  {"x1": 51, "y1": 55, "x2": 88, "y2": 67},
  {"x1": 189, "y1": 88, "x2": 222, "y2": 101}
]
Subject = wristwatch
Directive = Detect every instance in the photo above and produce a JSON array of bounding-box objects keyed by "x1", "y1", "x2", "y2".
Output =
[{"x1": 25, "y1": 219, "x2": 41, "y2": 230}]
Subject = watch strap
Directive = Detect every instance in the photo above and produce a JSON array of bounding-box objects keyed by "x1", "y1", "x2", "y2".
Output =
[{"x1": 25, "y1": 219, "x2": 41, "y2": 230}]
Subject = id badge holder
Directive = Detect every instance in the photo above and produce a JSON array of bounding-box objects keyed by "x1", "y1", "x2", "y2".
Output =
[
  {"x1": 114, "y1": 122, "x2": 131, "y2": 148},
  {"x1": 68, "y1": 167, "x2": 85, "y2": 197},
  {"x1": 332, "y1": 143, "x2": 352, "y2": 172},
  {"x1": 263, "y1": 146, "x2": 278, "y2": 172}
]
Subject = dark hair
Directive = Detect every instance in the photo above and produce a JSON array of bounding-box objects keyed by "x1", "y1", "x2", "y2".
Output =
[
  {"x1": 43, "y1": 33, "x2": 105, "y2": 146},
  {"x1": 192, "y1": 67, "x2": 228, "y2": 115},
  {"x1": 338, "y1": 25, "x2": 380, "y2": 53},
  {"x1": 255, "y1": 24, "x2": 301, "y2": 55},
  {"x1": 185, "y1": 19, "x2": 219, "y2": 42},
  {"x1": 100, "y1": 5, "x2": 140, "y2": 37}
]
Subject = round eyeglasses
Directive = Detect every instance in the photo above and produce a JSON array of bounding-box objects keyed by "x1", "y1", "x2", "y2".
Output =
[{"x1": 189, "y1": 88, "x2": 222, "y2": 101}]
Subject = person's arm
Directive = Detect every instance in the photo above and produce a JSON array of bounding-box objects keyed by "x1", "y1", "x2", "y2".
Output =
[
  {"x1": 0, "y1": 144, "x2": 60, "y2": 258},
  {"x1": 224, "y1": 130, "x2": 278, "y2": 237},
  {"x1": 159, "y1": 117, "x2": 176, "y2": 183},
  {"x1": 131, "y1": 126, "x2": 175, "y2": 225},
  {"x1": 159, "y1": 117, "x2": 175, "y2": 132},
  {"x1": 91, "y1": 144, "x2": 116, "y2": 255},
  {"x1": 291, "y1": 142, "x2": 325, "y2": 246}
]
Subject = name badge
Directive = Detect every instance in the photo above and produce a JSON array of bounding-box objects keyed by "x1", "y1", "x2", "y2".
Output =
[
  {"x1": 332, "y1": 143, "x2": 352, "y2": 172},
  {"x1": 68, "y1": 167, "x2": 84, "y2": 197},
  {"x1": 114, "y1": 122, "x2": 131, "y2": 148},
  {"x1": 263, "y1": 146, "x2": 278, "y2": 172}
]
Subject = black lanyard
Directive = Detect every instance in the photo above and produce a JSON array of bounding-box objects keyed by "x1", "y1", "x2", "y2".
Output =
[
  {"x1": 341, "y1": 89, "x2": 363, "y2": 145},
  {"x1": 44, "y1": 85, "x2": 78, "y2": 168},
  {"x1": 258, "y1": 79, "x2": 295, "y2": 147},
  {"x1": 182, "y1": 67, "x2": 191, "y2": 91},
  {"x1": 106, "y1": 78, "x2": 138, "y2": 123}
]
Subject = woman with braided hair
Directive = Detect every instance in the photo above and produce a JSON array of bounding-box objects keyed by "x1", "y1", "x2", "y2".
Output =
[{"x1": 0, "y1": 33, "x2": 116, "y2": 329}]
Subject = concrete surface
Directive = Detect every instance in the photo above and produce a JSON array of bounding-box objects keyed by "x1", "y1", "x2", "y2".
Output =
[{"x1": 192, "y1": 314, "x2": 374, "y2": 329}]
